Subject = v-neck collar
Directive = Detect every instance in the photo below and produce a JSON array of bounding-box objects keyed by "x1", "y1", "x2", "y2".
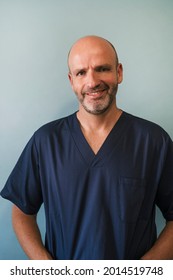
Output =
[{"x1": 67, "y1": 111, "x2": 127, "y2": 167}]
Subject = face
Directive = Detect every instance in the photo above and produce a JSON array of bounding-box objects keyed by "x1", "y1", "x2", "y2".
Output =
[{"x1": 68, "y1": 37, "x2": 123, "y2": 115}]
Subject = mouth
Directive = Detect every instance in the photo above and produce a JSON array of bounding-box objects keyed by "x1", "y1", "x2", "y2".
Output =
[{"x1": 84, "y1": 89, "x2": 107, "y2": 98}]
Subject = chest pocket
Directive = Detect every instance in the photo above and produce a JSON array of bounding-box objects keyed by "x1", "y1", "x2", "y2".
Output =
[{"x1": 118, "y1": 177, "x2": 146, "y2": 222}]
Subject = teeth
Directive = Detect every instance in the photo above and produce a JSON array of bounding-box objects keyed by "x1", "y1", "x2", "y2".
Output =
[
  {"x1": 87, "y1": 90, "x2": 105, "y2": 95},
  {"x1": 84, "y1": 89, "x2": 106, "y2": 96}
]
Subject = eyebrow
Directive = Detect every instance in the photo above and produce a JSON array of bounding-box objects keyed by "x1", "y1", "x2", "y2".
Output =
[
  {"x1": 72, "y1": 64, "x2": 113, "y2": 75},
  {"x1": 95, "y1": 64, "x2": 113, "y2": 70}
]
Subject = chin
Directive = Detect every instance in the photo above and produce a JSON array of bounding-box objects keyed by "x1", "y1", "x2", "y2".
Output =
[
  {"x1": 82, "y1": 104, "x2": 112, "y2": 115},
  {"x1": 82, "y1": 98, "x2": 115, "y2": 115}
]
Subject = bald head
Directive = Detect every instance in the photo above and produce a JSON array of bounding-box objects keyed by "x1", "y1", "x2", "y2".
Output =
[{"x1": 68, "y1": 35, "x2": 119, "y2": 72}]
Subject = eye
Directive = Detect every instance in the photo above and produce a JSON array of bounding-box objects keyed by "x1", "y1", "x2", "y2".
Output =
[
  {"x1": 96, "y1": 66, "x2": 111, "y2": 72},
  {"x1": 76, "y1": 70, "x2": 86, "y2": 77},
  {"x1": 101, "y1": 67, "x2": 109, "y2": 72}
]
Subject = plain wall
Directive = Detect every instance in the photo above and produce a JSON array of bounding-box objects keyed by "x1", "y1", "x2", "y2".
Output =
[{"x1": 0, "y1": 0, "x2": 173, "y2": 259}]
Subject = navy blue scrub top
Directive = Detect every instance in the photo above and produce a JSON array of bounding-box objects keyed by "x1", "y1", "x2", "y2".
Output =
[{"x1": 1, "y1": 112, "x2": 173, "y2": 259}]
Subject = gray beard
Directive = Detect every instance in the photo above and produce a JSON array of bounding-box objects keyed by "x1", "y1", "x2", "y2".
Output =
[
  {"x1": 79, "y1": 84, "x2": 118, "y2": 115},
  {"x1": 81, "y1": 93, "x2": 115, "y2": 115}
]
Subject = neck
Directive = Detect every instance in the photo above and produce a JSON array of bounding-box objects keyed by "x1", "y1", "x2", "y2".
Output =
[{"x1": 77, "y1": 103, "x2": 122, "y2": 133}]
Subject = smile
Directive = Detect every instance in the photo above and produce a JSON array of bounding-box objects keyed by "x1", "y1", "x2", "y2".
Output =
[{"x1": 85, "y1": 89, "x2": 106, "y2": 97}]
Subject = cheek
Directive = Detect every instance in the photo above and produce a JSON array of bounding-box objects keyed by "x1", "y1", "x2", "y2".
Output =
[
  {"x1": 103, "y1": 73, "x2": 118, "y2": 84},
  {"x1": 104, "y1": 78, "x2": 117, "y2": 87},
  {"x1": 72, "y1": 79, "x2": 84, "y2": 93}
]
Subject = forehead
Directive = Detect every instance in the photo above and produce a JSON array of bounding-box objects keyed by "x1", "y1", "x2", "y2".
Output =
[{"x1": 68, "y1": 38, "x2": 116, "y2": 70}]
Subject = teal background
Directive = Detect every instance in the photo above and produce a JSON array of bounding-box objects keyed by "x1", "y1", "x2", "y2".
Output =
[{"x1": 0, "y1": 0, "x2": 173, "y2": 259}]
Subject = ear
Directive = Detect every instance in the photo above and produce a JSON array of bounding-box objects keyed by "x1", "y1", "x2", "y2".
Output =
[
  {"x1": 117, "y1": 63, "x2": 123, "y2": 84},
  {"x1": 68, "y1": 72, "x2": 73, "y2": 86}
]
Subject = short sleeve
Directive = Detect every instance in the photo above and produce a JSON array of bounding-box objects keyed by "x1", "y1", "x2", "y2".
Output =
[
  {"x1": 156, "y1": 136, "x2": 173, "y2": 221},
  {"x1": 0, "y1": 134, "x2": 43, "y2": 214}
]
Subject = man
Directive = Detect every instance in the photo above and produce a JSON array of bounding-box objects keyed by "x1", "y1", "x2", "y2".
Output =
[{"x1": 1, "y1": 35, "x2": 173, "y2": 260}]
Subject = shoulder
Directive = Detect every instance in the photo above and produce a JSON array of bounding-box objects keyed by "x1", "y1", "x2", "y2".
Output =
[
  {"x1": 124, "y1": 112, "x2": 169, "y2": 134},
  {"x1": 32, "y1": 113, "x2": 75, "y2": 143},
  {"x1": 123, "y1": 112, "x2": 172, "y2": 146}
]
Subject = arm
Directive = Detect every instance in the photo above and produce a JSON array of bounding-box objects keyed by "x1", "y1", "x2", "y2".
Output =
[
  {"x1": 12, "y1": 205, "x2": 53, "y2": 260},
  {"x1": 141, "y1": 221, "x2": 173, "y2": 260}
]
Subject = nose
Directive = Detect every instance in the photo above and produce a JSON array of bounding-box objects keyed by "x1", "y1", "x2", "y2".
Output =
[{"x1": 86, "y1": 70, "x2": 100, "y2": 89}]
